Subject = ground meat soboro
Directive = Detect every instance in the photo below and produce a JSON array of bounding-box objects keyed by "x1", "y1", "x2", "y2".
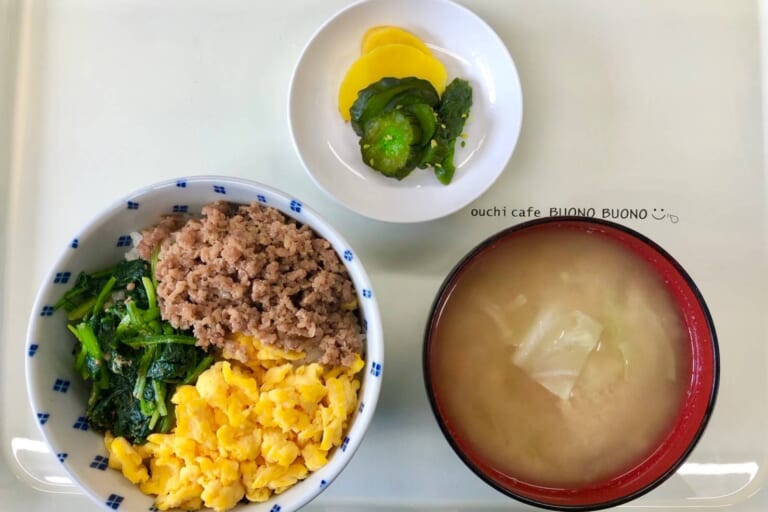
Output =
[{"x1": 140, "y1": 201, "x2": 363, "y2": 367}]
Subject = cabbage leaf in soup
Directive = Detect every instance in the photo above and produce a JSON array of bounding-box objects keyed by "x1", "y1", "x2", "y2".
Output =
[{"x1": 512, "y1": 308, "x2": 603, "y2": 400}]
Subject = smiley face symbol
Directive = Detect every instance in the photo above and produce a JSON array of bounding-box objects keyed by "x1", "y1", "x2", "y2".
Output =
[{"x1": 652, "y1": 208, "x2": 666, "y2": 220}]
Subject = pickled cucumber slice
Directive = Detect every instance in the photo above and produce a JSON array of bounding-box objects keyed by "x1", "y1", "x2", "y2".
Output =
[
  {"x1": 360, "y1": 110, "x2": 421, "y2": 180},
  {"x1": 350, "y1": 77, "x2": 439, "y2": 136}
]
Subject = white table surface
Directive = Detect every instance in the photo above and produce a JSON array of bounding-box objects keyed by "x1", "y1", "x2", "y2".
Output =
[{"x1": 1, "y1": 0, "x2": 767, "y2": 510}]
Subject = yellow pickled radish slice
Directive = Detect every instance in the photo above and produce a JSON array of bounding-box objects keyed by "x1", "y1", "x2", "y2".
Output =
[
  {"x1": 338, "y1": 43, "x2": 447, "y2": 121},
  {"x1": 361, "y1": 26, "x2": 432, "y2": 56}
]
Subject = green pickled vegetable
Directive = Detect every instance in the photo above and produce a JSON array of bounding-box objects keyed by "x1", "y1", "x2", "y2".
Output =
[
  {"x1": 350, "y1": 77, "x2": 439, "y2": 136},
  {"x1": 403, "y1": 103, "x2": 437, "y2": 146},
  {"x1": 348, "y1": 75, "x2": 473, "y2": 184},
  {"x1": 360, "y1": 110, "x2": 422, "y2": 179},
  {"x1": 420, "y1": 78, "x2": 473, "y2": 185},
  {"x1": 437, "y1": 78, "x2": 473, "y2": 140}
]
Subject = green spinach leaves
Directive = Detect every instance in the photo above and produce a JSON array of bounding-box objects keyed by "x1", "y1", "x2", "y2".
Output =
[{"x1": 56, "y1": 259, "x2": 212, "y2": 443}]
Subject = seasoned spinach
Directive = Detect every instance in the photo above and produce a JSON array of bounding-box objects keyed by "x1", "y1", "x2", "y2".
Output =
[{"x1": 56, "y1": 258, "x2": 213, "y2": 444}]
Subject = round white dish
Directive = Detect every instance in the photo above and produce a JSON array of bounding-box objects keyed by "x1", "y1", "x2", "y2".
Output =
[
  {"x1": 288, "y1": 0, "x2": 524, "y2": 223},
  {"x1": 24, "y1": 176, "x2": 384, "y2": 512}
]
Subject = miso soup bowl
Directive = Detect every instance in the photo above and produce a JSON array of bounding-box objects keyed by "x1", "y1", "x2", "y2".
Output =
[
  {"x1": 25, "y1": 176, "x2": 384, "y2": 512},
  {"x1": 423, "y1": 217, "x2": 719, "y2": 511}
]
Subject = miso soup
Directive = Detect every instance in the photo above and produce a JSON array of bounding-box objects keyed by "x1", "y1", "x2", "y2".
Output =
[{"x1": 429, "y1": 227, "x2": 689, "y2": 487}]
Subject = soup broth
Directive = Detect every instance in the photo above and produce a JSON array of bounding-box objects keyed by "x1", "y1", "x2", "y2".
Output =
[{"x1": 430, "y1": 228, "x2": 689, "y2": 487}]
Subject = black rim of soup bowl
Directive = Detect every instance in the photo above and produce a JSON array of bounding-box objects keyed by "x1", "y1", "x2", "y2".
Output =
[{"x1": 422, "y1": 216, "x2": 720, "y2": 511}]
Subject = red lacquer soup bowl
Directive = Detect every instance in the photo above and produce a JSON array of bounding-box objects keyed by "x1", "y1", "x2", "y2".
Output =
[{"x1": 423, "y1": 217, "x2": 719, "y2": 511}]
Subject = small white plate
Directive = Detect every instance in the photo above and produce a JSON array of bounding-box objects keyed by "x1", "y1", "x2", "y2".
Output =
[{"x1": 288, "y1": 0, "x2": 523, "y2": 223}]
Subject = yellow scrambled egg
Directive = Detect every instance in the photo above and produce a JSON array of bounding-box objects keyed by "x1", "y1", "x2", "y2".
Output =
[{"x1": 106, "y1": 334, "x2": 364, "y2": 512}]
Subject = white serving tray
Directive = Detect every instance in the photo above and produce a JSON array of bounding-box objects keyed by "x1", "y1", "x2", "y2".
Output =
[{"x1": 1, "y1": 0, "x2": 767, "y2": 510}]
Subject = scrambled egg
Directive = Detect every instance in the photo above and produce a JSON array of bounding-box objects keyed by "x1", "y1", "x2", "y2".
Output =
[{"x1": 106, "y1": 334, "x2": 364, "y2": 512}]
